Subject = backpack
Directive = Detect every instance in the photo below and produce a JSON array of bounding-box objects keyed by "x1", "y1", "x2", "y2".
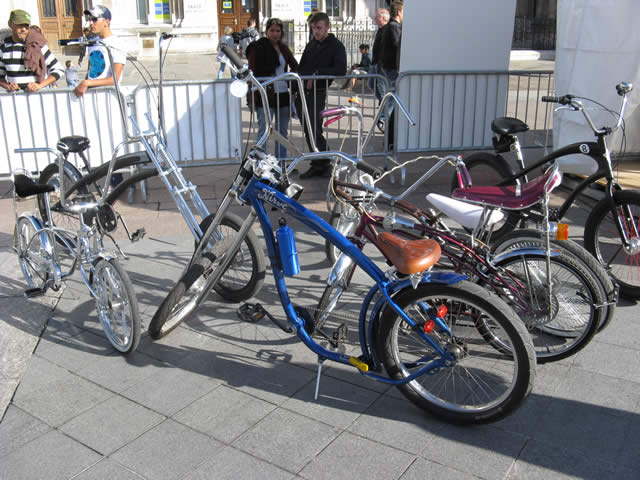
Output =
[{"x1": 239, "y1": 27, "x2": 259, "y2": 56}]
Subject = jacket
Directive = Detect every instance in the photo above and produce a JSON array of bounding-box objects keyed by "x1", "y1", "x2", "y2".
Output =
[
  {"x1": 246, "y1": 37, "x2": 298, "y2": 107},
  {"x1": 24, "y1": 26, "x2": 48, "y2": 83},
  {"x1": 379, "y1": 20, "x2": 402, "y2": 71},
  {"x1": 298, "y1": 33, "x2": 347, "y2": 89}
]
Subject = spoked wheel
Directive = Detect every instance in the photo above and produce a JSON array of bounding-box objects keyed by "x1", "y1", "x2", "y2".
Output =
[
  {"x1": 15, "y1": 216, "x2": 54, "y2": 291},
  {"x1": 377, "y1": 281, "x2": 535, "y2": 424},
  {"x1": 37, "y1": 162, "x2": 93, "y2": 234},
  {"x1": 492, "y1": 229, "x2": 617, "y2": 332},
  {"x1": 149, "y1": 213, "x2": 266, "y2": 340},
  {"x1": 92, "y1": 258, "x2": 141, "y2": 354},
  {"x1": 198, "y1": 212, "x2": 266, "y2": 302},
  {"x1": 585, "y1": 190, "x2": 640, "y2": 300},
  {"x1": 489, "y1": 249, "x2": 601, "y2": 363}
]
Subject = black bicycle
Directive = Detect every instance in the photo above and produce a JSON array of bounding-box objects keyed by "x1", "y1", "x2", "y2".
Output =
[{"x1": 450, "y1": 82, "x2": 640, "y2": 299}]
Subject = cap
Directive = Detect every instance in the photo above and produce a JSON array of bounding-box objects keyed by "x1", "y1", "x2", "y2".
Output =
[
  {"x1": 9, "y1": 9, "x2": 31, "y2": 25},
  {"x1": 84, "y1": 5, "x2": 112, "y2": 21}
]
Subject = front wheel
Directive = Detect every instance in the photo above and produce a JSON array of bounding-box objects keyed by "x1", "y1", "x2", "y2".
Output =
[
  {"x1": 198, "y1": 212, "x2": 266, "y2": 302},
  {"x1": 325, "y1": 204, "x2": 360, "y2": 265},
  {"x1": 584, "y1": 190, "x2": 640, "y2": 300},
  {"x1": 377, "y1": 281, "x2": 535, "y2": 424},
  {"x1": 92, "y1": 258, "x2": 141, "y2": 354},
  {"x1": 149, "y1": 253, "x2": 214, "y2": 339}
]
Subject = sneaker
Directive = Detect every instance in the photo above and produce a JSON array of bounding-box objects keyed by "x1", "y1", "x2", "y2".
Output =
[{"x1": 376, "y1": 119, "x2": 385, "y2": 133}]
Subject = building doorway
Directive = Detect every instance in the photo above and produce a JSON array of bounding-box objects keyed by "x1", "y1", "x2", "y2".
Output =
[
  {"x1": 37, "y1": 0, "x2": 84, "y2": 47},
  {"x1": 217, "y1": 0, "x2": 258, "y2": 39}
]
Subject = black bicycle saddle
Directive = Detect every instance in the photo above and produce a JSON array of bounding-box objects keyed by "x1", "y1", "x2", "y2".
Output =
[
  {"x1": 491, "y1": 117, "x2": 529, "y2": 136},
  {"x1": 57, "y1": 135, "x2": 90, "y2": 154}
]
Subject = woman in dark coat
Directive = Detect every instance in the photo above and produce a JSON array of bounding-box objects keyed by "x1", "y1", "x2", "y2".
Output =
[{"x1": 246, "y1": 18, "x2": 298, "y2": 158}]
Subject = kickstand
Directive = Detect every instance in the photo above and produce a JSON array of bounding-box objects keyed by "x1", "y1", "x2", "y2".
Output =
[{"x1": 314, "y1": 357, "x2": 325, "y2": 401}]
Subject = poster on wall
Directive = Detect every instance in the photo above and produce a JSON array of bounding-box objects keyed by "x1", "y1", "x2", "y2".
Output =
[
  {"x1": 303, "y1": 0, "x2": 318, "y2": 17},
  {"x1": 155, "y1": 0, "x2": 170, "y2": 20},
  {"x1": 272, "y1": 0, "x2": 297, "y2": 19}
]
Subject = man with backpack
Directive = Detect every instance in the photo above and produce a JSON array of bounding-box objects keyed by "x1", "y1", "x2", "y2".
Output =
[{"x1": 239, "y1": 18, "x2": 260, "y2": 57}]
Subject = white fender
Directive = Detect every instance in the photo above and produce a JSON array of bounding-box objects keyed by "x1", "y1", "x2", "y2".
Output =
[{"x1": 426, "y1": 193, "x2": 505, "y2": 229}]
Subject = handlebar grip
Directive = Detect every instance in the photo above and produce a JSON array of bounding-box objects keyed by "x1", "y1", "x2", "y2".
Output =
[
  {"x1": 541, "y1": 95, "x2": 559, "y2": 103},
  {"x1": 58, "y1": 38, "x2": 78, "y2": 46},
  {"x1": 220, "y1": 45, "x2": 245, "y2": 70},
  {"x1": 321, "y1": 107, "x2": 346, "y2": 118},
  {"x1": 357, "y1": 161, "x2": 382, "y2": 180}
]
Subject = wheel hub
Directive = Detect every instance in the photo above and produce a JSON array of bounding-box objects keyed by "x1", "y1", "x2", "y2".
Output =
[
  {"x1": 519, "y1": 284, "x2": 560, "y2": 328},
  {"x1": 446, "y1": 339, "x2": 467, "y2": 360},
  {"x1": 624, "y1": 236, "x2": 640, "y2": 256}
]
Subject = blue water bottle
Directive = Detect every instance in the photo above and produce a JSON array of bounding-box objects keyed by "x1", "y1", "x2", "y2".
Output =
[{"x1": 276, "y1": 218, "x2": 300, "y2": 276}]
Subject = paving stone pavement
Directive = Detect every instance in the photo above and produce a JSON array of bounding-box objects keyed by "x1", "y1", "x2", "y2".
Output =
[{"x1": 1, "y1": 155, "x2": 640, "y2": 480}]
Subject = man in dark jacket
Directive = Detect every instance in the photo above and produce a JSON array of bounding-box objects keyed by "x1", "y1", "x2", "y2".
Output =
[
  {"x1": 379, "y1": 0, "x2": 403, "y2": 147},
  {"x1": 295, "y1": 12, "x2": 347, "y2": 178},
  {"x1": 369, "y1": 8, "x2": 389, "y2": 108}
]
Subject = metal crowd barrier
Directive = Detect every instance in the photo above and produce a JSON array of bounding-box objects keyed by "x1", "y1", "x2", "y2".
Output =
[{"x1": 0, "y1": 70, "x2": 554, "y2": 179}]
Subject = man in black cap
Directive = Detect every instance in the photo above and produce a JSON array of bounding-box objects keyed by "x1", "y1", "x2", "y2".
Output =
[
  {"x1": 0, "y1": 9, "x2": 64, "y2": 92},
  {"x1": 74, "y1": 5, "x2": 127, "y2": 98}
]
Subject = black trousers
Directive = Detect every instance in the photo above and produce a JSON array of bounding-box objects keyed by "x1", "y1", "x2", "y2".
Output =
[{"x1": 295, "y1": 88, "x2": 329, "y2": 169}]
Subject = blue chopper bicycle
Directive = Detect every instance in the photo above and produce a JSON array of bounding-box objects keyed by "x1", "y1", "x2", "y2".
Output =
[{"x1": 149, "y1": 46, "x2": 536, "y2": 424}]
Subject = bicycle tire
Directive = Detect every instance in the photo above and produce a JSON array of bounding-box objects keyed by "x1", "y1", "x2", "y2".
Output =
[
  {"x1": 488, "y1": 248, "x2": 602, "y2": 363},
  {"x1": 377, "y1": 281, "x2": 535, "y2": 424},
  {"x1": 15, "y1": 216, "x2": 53, "y2": 291},
  {"x1": 448, "y1": 152, "x2": 521, "y2": 240},
  {"x1": 149, "y1": 253, "x2": 214, "y2": 339},
  {"x1": 37, "y1": 161, "x2": 88, "y2": 233},
  {"x1": 92, "y1": 257, "x2": 141, "y2": 354},
  {"x1": 38, "y1": 152, "x2": 152, "y2": 230},
  {"x1": 584, "y1": 189, "x2": 640, "y2": 300},
  {"x1": 492, "y1": 229, "x2": 617, "y2": 332},
  {"x1": 198, "y1": 212, "x2": 266, "y2": 302}
]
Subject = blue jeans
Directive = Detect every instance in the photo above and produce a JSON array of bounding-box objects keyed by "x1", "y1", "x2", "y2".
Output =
[
  {"x1": 218, "y1": 62, "x2": 226, "y2": 79},
  {"x1": 256, "y1": 104, "x2": 291, "y2": 159}
]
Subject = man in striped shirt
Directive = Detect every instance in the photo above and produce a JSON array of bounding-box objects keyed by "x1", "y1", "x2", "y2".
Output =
[{"x1": 0, "y1": 10, "x2": 63, "y2": 92}]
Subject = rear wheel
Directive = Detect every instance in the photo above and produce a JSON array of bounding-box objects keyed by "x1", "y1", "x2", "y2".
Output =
[
  {"x1": 492, "y1": 229, "x2": 617, "y2": 331},
  {"x1": 15, "y1": 216, "x2": 53, "y2": 291},
  {"x1": 37, "y1": 161, "x2": 90, "y2": 233},
  {"x1": 92, "y1": 258, "x2": 141, "y2": 354},
  {"x1": 489, "y1": 248, "x2": 601, "y2": 362},
  {"x1": 377, "y1": 281, "x2": 535, "y2": 424}
]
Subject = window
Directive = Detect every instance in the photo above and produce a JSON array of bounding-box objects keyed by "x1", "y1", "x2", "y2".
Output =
[
  {"x1": 137, "y1": 0, "x2": 148, "y2": 23},
  {"x1": 326, "y1": 0, "x2": 340, "y2": 17},
  {"x1": 64, "y1": 0, "x2": 79, "y2": 16},
  {"x1": 41, "y1": 0, "x2": 57, "y2": 17}
]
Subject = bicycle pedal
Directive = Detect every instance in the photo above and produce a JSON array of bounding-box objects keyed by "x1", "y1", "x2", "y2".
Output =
[
  {"x1": 24, "y1": 287, "x2": 46, "y2": 298},
  {"x1": 237, "y1": 303, "x2": 267, "y2": 323},
  {"x1": 332, "y1": 323, "x2": 349, "y2": 343},
  {"x1": 130, "y1": 228, "x2": 146, "y2": 242}
]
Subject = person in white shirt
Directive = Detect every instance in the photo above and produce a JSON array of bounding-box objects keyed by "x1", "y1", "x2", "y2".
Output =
[{"x1": 74, "y1": 5, "x2": 126, "y2": 98}]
